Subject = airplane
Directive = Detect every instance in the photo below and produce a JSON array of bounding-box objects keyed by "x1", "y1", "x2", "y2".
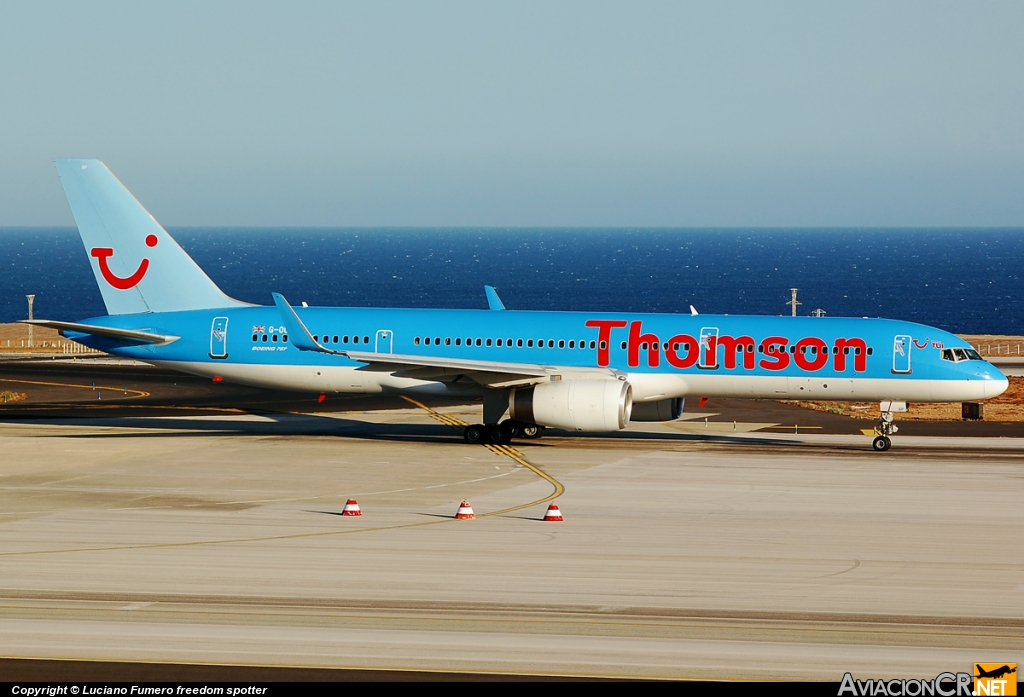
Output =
[
  {"x1": 975, "y1": 665, "x2": 1016, "y2": 680},
  {"x1": 22, "y1": 159, "x2": 1009, "y2": 452}
]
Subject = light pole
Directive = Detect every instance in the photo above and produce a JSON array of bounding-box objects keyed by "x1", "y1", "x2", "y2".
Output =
[
  {"x1": 26, "y1": 294, "x2": 35, "y2": 348},
  {"x1": 787, "y1": 288, "x2": 801, "y2": 317}
]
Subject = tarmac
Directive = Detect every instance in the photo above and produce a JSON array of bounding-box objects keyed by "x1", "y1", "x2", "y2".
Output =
[{"x1": 0, "y1": 359, "x2": 1021, "y2": 680}]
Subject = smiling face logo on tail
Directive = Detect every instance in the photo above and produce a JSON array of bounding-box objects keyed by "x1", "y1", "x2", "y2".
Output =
[{"x1": 90, "y1": 234, "x2": 158, "y2": 290}]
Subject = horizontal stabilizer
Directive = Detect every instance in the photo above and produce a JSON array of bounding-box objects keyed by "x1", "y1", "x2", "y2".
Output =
[{"x1": 19, "y1": 319, "x2": 179, "y2": 345}]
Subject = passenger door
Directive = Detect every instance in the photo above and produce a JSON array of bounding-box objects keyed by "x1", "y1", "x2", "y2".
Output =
[
  {"x1": 892, "y1": 335, "x2": 912, "y2": 374},
  {"x1": 699, "y1": 327, "x2": 719, "y2": 369},
  {"x1": 375, "y1": 329, "x2": 394, "y2": 354},
  {"x1": 209, "y1": 317, "x2": 229, "y2": 359}
]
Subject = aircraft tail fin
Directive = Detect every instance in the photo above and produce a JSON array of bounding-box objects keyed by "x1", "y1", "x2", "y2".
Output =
[{"x1": 54, "y1": 159, "x2": 247, "y2": 315}]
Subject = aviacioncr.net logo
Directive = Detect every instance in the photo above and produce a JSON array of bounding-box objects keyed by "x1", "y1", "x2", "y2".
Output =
[{"x1": 839, "y1": 672, "x2": 974, "y2": 696}]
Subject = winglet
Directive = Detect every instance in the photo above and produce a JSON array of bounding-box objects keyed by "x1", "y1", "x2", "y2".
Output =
[
  {"x1": 690, "y1": 305, "x2": 699, "y2": 316},
  {"x1": 484, "y1": 285, "x2": 505, "y2": 311},
  {"x1": 272, "y1": 292, "x2": 343, "y2": 354}
]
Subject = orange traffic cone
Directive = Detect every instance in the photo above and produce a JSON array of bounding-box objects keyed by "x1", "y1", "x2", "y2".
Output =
[
  {"x1": 455, "y1": 500, "x2": 475, "y2": 519},
  {"x1": 342, "y1": 499, "x2": 362, "y2": 516},
  {"x1": 543, "y1": 503, "x2": 563, "y2": 522}
]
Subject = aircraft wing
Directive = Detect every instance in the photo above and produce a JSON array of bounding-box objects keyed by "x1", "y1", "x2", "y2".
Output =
[
  {"x1": 342, "y1": 351, "x2": 621, "y2": 388},
  {"x1": 272, "y1": 291, "x2": 620, "y2": 387},
  {"x1": 19, "y1": 319, "x2": 179, "y2": 345}
]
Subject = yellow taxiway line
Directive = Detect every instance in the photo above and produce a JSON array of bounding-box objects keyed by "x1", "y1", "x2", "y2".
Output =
[{"x1": 401, "y1": 396, "x2": 564, "y2": 513}]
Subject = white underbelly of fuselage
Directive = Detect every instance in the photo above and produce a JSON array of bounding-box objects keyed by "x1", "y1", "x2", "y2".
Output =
[
  {"x1": 159, "y1": 361, "x2": 996, "y2": 404},
  {"x1": 622, "y1": 373, "x2": 998, "y2": 403},
  {"x1": 151, "y1": 360, "x2": 472, "y2": 397}
]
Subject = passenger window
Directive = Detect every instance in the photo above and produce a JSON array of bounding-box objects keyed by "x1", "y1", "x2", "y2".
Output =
[
  {"x1": 592, "y1": 341, "x2": 597, "y2": 349},
  {"x1": 867, "y1": 347, "x2": 873, "y2": 355},
  {"x1": 569, "y1": 340, "x2": 575, "y2": 348},
  {"x1": 497, "y1": 339, "x2": 503, "y2": 347},
  {"x1": 559, "y1": 340, "x2": 565, "y2": 348},
  {"x1": 475, "y1": 338, "x2": 482, "y2": 346},
  {"x1": 517, "y1": 339, "x2": 523, "y2": 347},
  {"x1": 363, "y1": 336, "x2": 369, "y2": 343},
  {"x1": 445, "y1": 338, "x2": 451, "y2": 345},
  {"x1": 283, "y1": 334, "x2": 288, "y2": 342},
  {"x1": 272, "y1": 334, "x2": 278, "y2": 342},
  {"x1": 331, "y1": 335, "x2": 337, "y2": 343},
  {"x1": 507, "y1": 338, "x2": 512, "y2": 346},
  {"x1": 621, "y1": 341, "x2": 627, "y2": 349},
  {"x1": 548, "y1": 340, "x2": 554, "y2": 348},
  {"x1": 527, "y1": 339, "x2": 534, "y2": 347},
  {"x1": 343, "y1": 336, "x2": 349, "y2": 343},
  {"x1": 641, "y1": 342, "x2": 648, "y2": 350},
  {"x1": 414, "y1": 337, "x2": 420, "y2": 345},
  {"x1": 455, "y1": 338, "x2": 461, "y2": 346},
  {"x1": 262, "y1": 335, "x2": 268, "y2": 343},
  {"x1": 486, "y1": 339, "x2": 492, "y2": 347},
  {"x1": 252, "y1": 334, "x2": 257, "y2": 342}
]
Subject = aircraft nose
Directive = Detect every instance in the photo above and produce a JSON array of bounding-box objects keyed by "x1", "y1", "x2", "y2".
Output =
[{"x1": 981, "y1": 364, "x2": 1009, "y2": 399}]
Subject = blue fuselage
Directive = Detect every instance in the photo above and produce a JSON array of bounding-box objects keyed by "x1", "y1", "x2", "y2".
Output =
[{"x1": 67, "y1": 306, "x2": 1007, "y2": 403}]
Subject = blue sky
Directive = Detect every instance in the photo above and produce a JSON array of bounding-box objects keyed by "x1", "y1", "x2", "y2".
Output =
[{"x1": 1, "y1": 2, "x2": 1022, "y2": 226}]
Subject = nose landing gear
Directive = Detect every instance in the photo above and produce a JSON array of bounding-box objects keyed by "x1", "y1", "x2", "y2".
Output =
[{"x1": 872, "y1": 411, "x2": 898, "y2": 452}]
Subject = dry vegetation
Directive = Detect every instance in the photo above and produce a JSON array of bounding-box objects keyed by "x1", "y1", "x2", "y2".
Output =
[
  {"x1": 788, "y1": 377, "x2": 1024, "y2": 422},
  {"x1": 1, "y1": 391, "x2": 27, "y2": 403},
  {"x1": 0, "y1": 323, "x2": 100, "y2": 354},
  {"x1": 959, "y1": 335, "x2": 1024, "y2": 357}
]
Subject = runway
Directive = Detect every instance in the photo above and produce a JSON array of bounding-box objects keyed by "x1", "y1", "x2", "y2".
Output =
[{"x1": 0, "y1": 405, "x2": 1021, "y2": 680}]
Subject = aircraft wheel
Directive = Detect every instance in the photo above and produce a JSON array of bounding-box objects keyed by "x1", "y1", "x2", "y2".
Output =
[
  {"x1": 521, "y1": 424, "x2": 545, "y2": 439},
  {"x1": 872, "y1": 436, "x2": 891, "y2": 452},
  {"x1": 464, "y1": 424, "x2": 486, "y2": 444},
  {"x1": 487, "y1": 423, "x2": 512, "y2": 445}
]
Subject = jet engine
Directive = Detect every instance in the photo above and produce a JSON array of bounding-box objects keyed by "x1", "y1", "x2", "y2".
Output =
[
  {"x1": 508, "y1": 379, "x2": 632, "y2": 432},
  {"x1": 629, "y1": 397, "x2": 685, "y2": 422}
]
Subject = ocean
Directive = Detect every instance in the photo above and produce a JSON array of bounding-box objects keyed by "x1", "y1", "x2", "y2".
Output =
[{"x1": 1, "y1": 228, "x2": 1021, "y2": 335}]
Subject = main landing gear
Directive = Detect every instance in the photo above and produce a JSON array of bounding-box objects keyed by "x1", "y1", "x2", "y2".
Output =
[
  {"x1": 872, "y1": 411, "x2": 898, "y2": 452},
  {"x1": 463, "y1": 420, "x2": 545, "y2": 445}
]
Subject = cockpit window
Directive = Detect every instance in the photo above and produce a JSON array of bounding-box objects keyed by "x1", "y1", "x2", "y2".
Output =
[{"x1": 941, "y1": 347, "x2": 985, "y2": 362}]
